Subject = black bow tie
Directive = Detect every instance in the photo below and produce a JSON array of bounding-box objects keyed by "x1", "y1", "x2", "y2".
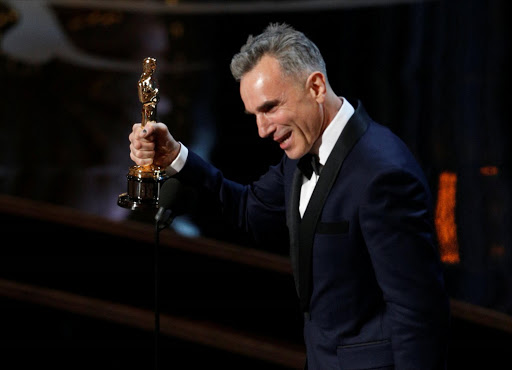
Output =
[{"x1": 298, "y1": 153, "x2": 321, "y2": 180}]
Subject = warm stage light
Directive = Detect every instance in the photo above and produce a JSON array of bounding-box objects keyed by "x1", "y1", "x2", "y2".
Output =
[
  {"x1": 479, "y1": 165, "x2": 499, "y2": 176},
  {"x1": 435, "y1": 171, "x2": 460, "y2": 264}
]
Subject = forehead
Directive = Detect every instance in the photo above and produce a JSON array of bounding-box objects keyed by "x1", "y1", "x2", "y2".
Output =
[
  {"x1": 239, "y1": 56, "x2": 294, "y2": 111},
  {"x1": 243, "y1": 55, "x2": 282, "y2": 86}
]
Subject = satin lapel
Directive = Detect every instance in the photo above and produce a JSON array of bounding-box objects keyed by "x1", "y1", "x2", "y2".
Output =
[
  {"x1": 298, "y1": 105, "x2": 369, "y2": 312},
  {"x1": 287, "y1": 169, "x2": 303, "y2": 297}
]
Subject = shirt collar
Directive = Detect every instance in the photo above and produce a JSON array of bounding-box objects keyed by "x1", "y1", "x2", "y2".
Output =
[{"x1": 317, "y1": 97, "x2": 355, "y2": 166}]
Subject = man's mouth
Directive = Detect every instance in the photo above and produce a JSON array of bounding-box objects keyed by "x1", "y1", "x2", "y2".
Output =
[{"x1": 276, "y1": 131, "x2": 292, "y2": 144}]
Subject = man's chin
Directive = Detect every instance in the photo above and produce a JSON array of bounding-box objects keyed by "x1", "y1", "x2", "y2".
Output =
[{"x1": 283, "y1": 149, "x2": 304, "y2": 161}]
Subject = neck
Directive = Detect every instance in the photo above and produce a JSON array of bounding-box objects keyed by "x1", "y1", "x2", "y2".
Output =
[
  {"x1": 322, "y1": 90, "x2": 342, "y2": 129},
  {"x1": 311, "y1": 91, "x2": 342, "y2": 155},
  {"x1": 326, "y1": 91, "x2": 343, "y2": 118}
]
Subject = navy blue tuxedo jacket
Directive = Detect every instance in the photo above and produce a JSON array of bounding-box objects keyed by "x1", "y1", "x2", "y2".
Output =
[{"x1": 175, "y1": 101, "x2": 449, "y2": 369}]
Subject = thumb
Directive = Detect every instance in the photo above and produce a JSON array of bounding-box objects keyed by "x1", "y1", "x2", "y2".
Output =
[{"x1": 139, "y1": 121, "x2": 158, "y2": 139}]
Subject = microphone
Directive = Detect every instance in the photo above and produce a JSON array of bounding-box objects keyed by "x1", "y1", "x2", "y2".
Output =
[{"x1": 154, "y1": 178, "x2": 194, "y2": 228}]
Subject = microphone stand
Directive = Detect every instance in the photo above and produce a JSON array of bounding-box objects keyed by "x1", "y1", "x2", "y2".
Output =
[
  {"x1": 154, "y1": 209, "x2": 175, "y2": 370},
  {"x1": 151, "y1": 178, "x2": 194, "y2": 369}
]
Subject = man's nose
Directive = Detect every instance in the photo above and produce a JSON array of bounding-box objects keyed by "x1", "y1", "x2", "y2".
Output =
[{"x1": 256, "y1": 113, "x2": 272, "y2": 138}]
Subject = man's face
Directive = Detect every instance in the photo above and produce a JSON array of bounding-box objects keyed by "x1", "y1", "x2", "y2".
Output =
[{"x1": 240, "y1": 55, "x2": 323, "y2": 160}]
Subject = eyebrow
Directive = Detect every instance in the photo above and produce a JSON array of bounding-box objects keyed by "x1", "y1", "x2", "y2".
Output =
[{"x1": 245, "y1": 99, "x2": 280, "y2": 115}]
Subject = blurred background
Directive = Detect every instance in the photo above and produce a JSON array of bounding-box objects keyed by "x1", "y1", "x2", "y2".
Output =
[{"x1": 1, "y1": 0, "x2": 511, "y2": 368}]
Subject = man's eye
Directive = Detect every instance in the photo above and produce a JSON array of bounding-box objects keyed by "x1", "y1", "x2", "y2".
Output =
[{"x1": 263, "y1": 105, "x2": 276, "y2": 113}]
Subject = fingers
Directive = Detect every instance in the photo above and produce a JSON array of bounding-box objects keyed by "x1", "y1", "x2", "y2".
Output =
[
  {"x1": 129, "y1": 121, "x2": 178, "y2": 168},
  {"x1": 130, "y1": 150, "x2": 153, "y2": 166},
  {"x1": 129, "y1": 122, "x2": 157, "y2": 166},
  {"x1": 130, "y1": 140, "x2": 154, "y2": 158},
  {"x1": 131, "y1": 122, "x2": 153, "y2": 141}
]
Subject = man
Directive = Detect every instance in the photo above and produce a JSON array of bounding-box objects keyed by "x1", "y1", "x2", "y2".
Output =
[{"x1": 129, "y1": 23, "x2": 450, "y2": 369}]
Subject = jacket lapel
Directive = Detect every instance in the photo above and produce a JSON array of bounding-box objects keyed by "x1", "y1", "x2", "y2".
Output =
[
  {"x1": 287, "y1": 169, "x2": 303, "y2": 297},
  {"x1": 289, "y1": 102, "x2": 370, "y2": 312}
]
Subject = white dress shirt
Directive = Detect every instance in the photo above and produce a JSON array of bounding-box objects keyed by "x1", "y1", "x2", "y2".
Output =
[{"x1": 299, "y1": 98, "x2": 355, "y2": 217}]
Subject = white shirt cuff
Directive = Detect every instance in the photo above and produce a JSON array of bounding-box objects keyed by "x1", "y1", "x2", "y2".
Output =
[{"x1": 165, "y1": 142, "x2": 188, "y2": 176}]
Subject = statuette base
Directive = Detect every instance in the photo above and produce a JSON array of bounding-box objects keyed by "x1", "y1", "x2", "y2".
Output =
[{"x1": 117, "y1": 165, "x2": 168, "y2": 211}]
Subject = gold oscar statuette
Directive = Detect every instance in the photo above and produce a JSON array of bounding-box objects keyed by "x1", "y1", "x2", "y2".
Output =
[{"x1": 118, "y1": 57, "x2": 169, "y2": 211}]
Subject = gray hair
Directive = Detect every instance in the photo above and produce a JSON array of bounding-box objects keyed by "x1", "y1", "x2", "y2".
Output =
[{"x1": 230, "y1": 23, "x2": 327, "y2": 84}]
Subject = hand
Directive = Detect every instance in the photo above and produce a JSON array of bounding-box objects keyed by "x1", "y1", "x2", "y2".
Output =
[{"x1": 129, "y1": 121, "x2": 181, "y2": 168}]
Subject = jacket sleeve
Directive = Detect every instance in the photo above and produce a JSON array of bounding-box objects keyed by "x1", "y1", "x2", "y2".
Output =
[
  {"x1": 174, "y1": 150, "x2": 289, "y2": 246},
  {"x1": 359, "y1": 168, "x2": 450, "y2": 369}
]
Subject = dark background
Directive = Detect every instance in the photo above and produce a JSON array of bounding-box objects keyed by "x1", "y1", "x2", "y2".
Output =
[{"x1": 1, "y1": 0, "x2": 511, "y2": 368}]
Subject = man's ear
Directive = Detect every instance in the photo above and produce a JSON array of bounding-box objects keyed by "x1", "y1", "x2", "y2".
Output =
[{"x1": 306, "y1": 71, "x2": 327, "y2": 103}]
